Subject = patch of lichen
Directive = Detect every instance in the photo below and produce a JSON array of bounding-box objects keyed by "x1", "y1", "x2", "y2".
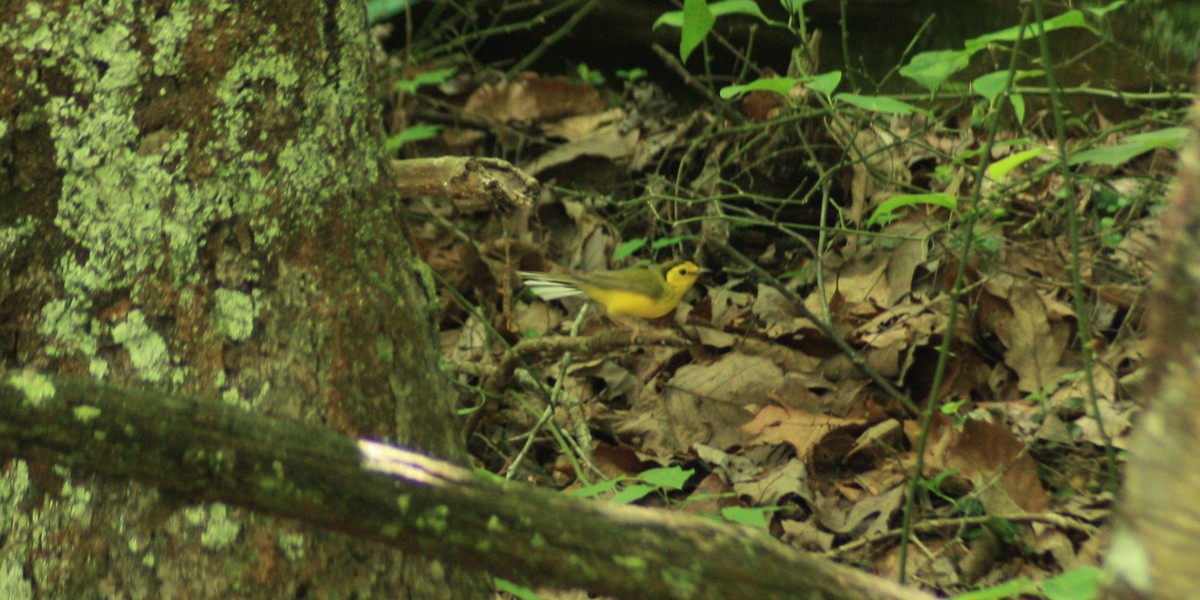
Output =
[{"x1": 1, "y1": 0, "x2": 389, "y2": 393}]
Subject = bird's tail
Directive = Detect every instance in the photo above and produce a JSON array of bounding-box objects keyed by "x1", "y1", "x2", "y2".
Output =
[{"x1": 519, "y1": 272, "x2": 585, "y2": 300}]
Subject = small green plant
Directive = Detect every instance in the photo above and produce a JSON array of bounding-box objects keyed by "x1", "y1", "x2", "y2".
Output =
[
  {"x1": 917, "y1": 468, "x2": 962, "y2": 504},
  {"x1": 1068, "y1": 127, "x2": 1188, "y2": 168},
  {"x1": 611, "y1": 236, "x2": 694, "y2": 263},
  {"x1": 385, "y1": 124, "x2": 441, "y2": 151},
  {"x1": 494, "y1": 577, "x2": 542, "y2": 600},
  {"x1": 575, "y1": 63, "x2": 606, "y2": 86},
  {"x1": 652, "y1": 0, "x2": 776, "y2": 62},
  {"x1": 616, "y1": 68, "x2": 648, "y2": 82},
  {"x1": 866, "y1": 193, "x2": 958, "y2": 228},
  {"x1": 952, "y1": 566, "x2": 1102, "y2": 600},
  {"x1": 899, "y1": 5, "x2": 1119, "y2": 92},
  {"x1": 571, "y1": 466, "x2": 694, "y2": 504},
  {"x1": 387, "y1": 67, "x2": 459, "y2": 150},
  {"x1": 612, "y1": 238, "x2": 648, "y2": 262}
]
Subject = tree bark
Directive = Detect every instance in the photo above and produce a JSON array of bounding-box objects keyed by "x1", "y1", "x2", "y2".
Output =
[
  {"x1": 0, "y1": 0, "x2": 481, "y2": 596},
  {"x1": 0, "y1": 373, "x2": 935, "y2": 600},
  {"x1": 1105, "y1": 66, "x2": 1200, "y2": 599}
]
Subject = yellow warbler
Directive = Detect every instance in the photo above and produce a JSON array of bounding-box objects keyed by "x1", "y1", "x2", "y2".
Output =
[{"x1": 520, "y1": 260, "x2": 705, "y2": 319}]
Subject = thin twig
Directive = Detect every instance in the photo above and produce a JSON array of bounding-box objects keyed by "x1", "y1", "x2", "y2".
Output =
[
  {"x1": 508, "y1": 0, "x2": 601, "y2": 75},
  {"x1": 896, "y1": 5, "x2": 1030, "y2": 584},
  {"x1": 1031, "y1": 0, "x2": 1119, "y2": 491},
  {"x1": 827, "y1": 511, "x2": 1101, "y2": 558}
]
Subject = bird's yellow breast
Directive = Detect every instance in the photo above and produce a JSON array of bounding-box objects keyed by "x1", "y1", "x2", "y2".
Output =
[{"x1": 581, "y1": 285, "x2": 682, "y2": 318}]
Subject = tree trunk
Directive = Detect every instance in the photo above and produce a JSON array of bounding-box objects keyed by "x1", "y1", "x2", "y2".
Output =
[
  {"x1": 0, "y1": 1, "x2": 482, "y2": 596},
  {"x1": 1105, "y1": 66, "x2": 1200, "y2": 599}
]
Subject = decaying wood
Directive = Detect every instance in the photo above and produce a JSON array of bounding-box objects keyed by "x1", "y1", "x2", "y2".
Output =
[
  {"x1": 0, "y1": 372, "x2": 933, "y2": 600},
  {"x1": 392, "y1": 156, "x2": 538, "y2": 213}
]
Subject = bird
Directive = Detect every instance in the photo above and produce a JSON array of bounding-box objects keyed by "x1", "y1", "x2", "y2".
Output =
[{"x1": 519, "y1": 260, "x2": 705, "y2": 319}]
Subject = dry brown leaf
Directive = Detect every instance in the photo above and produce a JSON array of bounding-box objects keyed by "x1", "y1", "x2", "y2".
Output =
[
  {"x1": 980, "y1": 273, "x2": 1073, "y2": 393},
  {"x1": 841, "y1": 125, "x2": 914, "y2": 227},
  {"x1": 832, "y1": 250, "x2": 892, "y2": 317},
  {"x1": 742, "y1": 405, "x2": 868, "y2": 456},
  {"x1": 882, "y1": 220, "x2": 935, "y2": 305},
  {"x1": 814, "y1": 484, "x2": 904, "y2": 537},
  {"x1": 668, "y1": 352, "x2": 785, "y2": 405},
  {"x1": 591, "y1": 442, "x2": 645, "y2": 481},
  {"x1": 852, "y1": 301, "x2": 943, "y2": 379},
  {"x1": 515, "y1": 300, "x2": 565, "y2": 337},
  {"x1": 680, "y1": 473, "x2": 738, "y2": 516},
  {"x1": 903, "y1": 416, "x2": 1049, "y2": 514},
  {"x1": 752, "y1": 284, "x2": 817, "y2": 338},
  {"x1": 540, "y1": 108, "x2": 623, "y2": 141},
  {"x1": 945, "y1": 418, "x2": 1050, "y2": 514},
  {"x1": 571, "y1": 360, "x2": 645, "y2": 405},
  {"x1": 876, "y1": 537, "x2": 961, "y2": 585},
  {"x1": 708, "y1": 277, "x2": 754, "y2": 327},
  {"x1": 780, "y1": 519, "x2": 835, "y2": 552},
  {"x1": 657, "y1": 353, "x2": 785, "y2": 451},
  {"x1": 525, "y1": 123, "x2": 640, "y2": 176},
  {"x1": 463, "y1": 73, "x2": 605, "y2": 124},
  {"x1": 847, "y1": 419, "x2": 903, "y2": 458},
  {"x1": 693, "y1": 443, "x2": 761, "y2": 485},
  {"x1": 733, "y1": 458, "x2": 814, "y2": 507}
]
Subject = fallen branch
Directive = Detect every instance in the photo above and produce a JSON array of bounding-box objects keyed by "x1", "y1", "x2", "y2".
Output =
[{"x1": 0, "y1": 371, "x2": 931, "y2": 600}]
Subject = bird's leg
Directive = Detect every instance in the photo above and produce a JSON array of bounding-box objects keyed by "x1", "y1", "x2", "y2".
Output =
[{"x1": 604, "y1": 313, "x2": 653, "y2": 342}]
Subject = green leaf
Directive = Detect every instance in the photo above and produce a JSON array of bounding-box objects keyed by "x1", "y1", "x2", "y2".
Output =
[
  {"x1": 986, "y1": 147, "x2": 1047, "y2": 181},
  {"x1": 834, "y1": 93, "x2": 919, "y2": 115},
  {"x1": 952, "y1": 577, "x2": 1038, "y2": 600},
  {"x1": 494, "y1": 577, "x2": 543, "y2": 600},
  {"x1": 1041, "y1": 566, "x2": 1103, "y2": 600},
  {"x1": 576, "y1": 63, "x2": 605, "y2": 85},
  {"x1": 612, "y1": 238, "x2": 648, "y2": 262},
  {"x1": 616, "y1": 68, "x2": 648, "y2": 81},
  {"x1": 651, "y1": 235, "x2": 687, "y2": 250},
  {"x1": 781, "y1": 0, "x2": 813, "y2": 11},
  {"x1": 1009, "y1": 93, "x2": 1026, "y2": 122},
  {"x1": 394, "y1": 66, "x2": 458, "y2": 94},
  {"x1": 719, "y1": 71, "x2": 841, "y2": 101},
  {"x1": 940, "y1": 398, "x2": 968, "y2": 415},
  {"x1": 611, "y1": 484, "x2": 656, "y2": 505},
  {"x1": 710, "y1": 0, "x2": 770, "y2": 21},
  {"x1": 366, "y1": 0, "x2": 412, "y2": 24},
  {"x1": 570, "y1": 476, "x2": 626, "y2": 498},
  {"x1": 455, "y1": 403, "x2": 483, "y2": 416},
  {"x1": 385, "y1": 124, "x2": 441, "y2": 151},
  {"x1": 986, "y1": 516, "x2": 1022, "y2": 543},
  {"x1": 867, "y1": 193, "x2": 958, "y2": 227},
  {"x1": 966, "y1": 10, "x2": 1091, "y2": 49},
  {"x1": 805, "y1": 71, "x2": 842, "y2": 96},
  {"x1": 719, "y1": 76, "x2": 801, "y2": 99},
  {"x1": 721, "y1": 506, "x2": 769, "y2": 529},
  {"x1": 1067, "y1": 127, "x2": 1188, "y2": 167},
  {"x1": 972, "y1": 71, "x2": 1007, "y2": 105},
  {"x1": 925, "y1": 467, "x2": 960, "y2": 491},
  {"x1": 654, "y1": 0, "x2": 773, "y2": 29},
  {"x1": 1084, "y1": 0, "x2": 1127, "y2": 17},
  {"x1": 638, "y1": 466, "x2": 693, "y2": 490},
  {"x1": 679, "y1": 0, "x2": 716, "y2": 62},
  {"x1": 900, "y1": 49, "x2": 972, "y2": 91}
]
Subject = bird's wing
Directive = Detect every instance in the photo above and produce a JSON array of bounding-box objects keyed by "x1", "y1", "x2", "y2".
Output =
[{"x1": 575, "y1": 269, "x2": 666, "y2": 298}]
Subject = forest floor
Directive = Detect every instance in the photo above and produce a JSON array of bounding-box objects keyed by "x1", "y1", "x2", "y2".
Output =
[{"x1": 376, "y1": 4, "x2": 1191, "y2": 598}]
